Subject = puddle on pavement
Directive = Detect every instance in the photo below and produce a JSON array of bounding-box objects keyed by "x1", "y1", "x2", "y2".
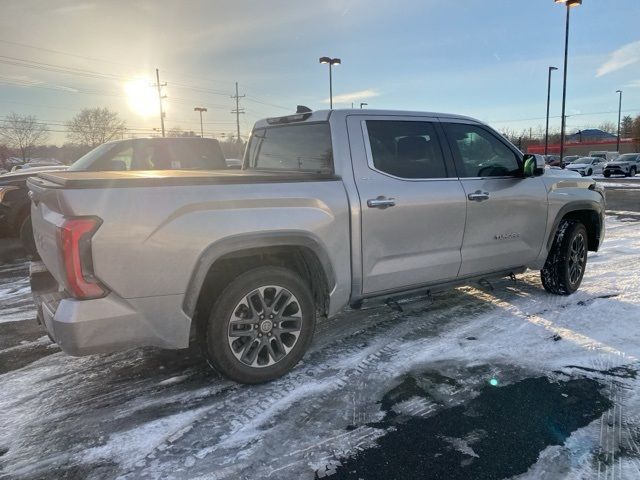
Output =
[{"x1": 332, "y1": 373, "x2": 611, "y2": 480}]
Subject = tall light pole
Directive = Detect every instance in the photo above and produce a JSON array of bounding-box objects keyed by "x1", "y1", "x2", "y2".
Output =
[
  {"x1": 319, "y1": 56, "x2": 341, "y2": 109},
  {"x1": 616, "y1": 90, "x2": 623, "y2": 151},
  {"x1": 555, "y1": 0, "x2": 582, "y2": 163},
  {"x1": 194, "y1": 107, "x2": 207, "y2": 138},
  {"x1": 545, "y1": 66, "x2": 558, "y2": 155}
]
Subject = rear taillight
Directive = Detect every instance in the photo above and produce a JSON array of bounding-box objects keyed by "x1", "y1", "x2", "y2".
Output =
[{"x1": 58, "y1": 217, "x2": 107, "y2": 299}]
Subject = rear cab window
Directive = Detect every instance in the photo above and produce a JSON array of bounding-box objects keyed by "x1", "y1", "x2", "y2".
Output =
[
  {"x1": 244, "y1": 123, "x2": 333, "y2": 173},
  {"x1": 364, "y1": 120, "x2": 448, "y2": 179}
]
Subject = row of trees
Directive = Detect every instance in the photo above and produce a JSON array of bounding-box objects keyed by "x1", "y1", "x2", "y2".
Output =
[{"x1": 0, "y1": 107, "x2": 246, "y2": 168}]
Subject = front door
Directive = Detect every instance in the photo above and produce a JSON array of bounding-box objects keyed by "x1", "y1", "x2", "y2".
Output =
[
  {"x1": 347, "y1": 115, "x2": 467, "y2": 295},
  {"x1": 441, "y1": 122, "x2": 548, "y2": 277}
]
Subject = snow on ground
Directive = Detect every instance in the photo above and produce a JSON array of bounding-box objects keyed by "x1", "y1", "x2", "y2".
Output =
[{"x1": 0, "y1": 214, "x2": 640, "y2": 479}]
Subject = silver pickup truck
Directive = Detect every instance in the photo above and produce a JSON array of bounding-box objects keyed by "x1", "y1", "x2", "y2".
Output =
[{"x1": 27, "y1": 109, "x2": 605, "y2": 383}]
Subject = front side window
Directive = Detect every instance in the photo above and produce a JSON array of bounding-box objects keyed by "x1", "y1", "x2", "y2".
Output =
[
  {"x1": 444, "y1": 124, "x2": 520, "y2": 177},
  {"x1": 245, "y1": 123, "x2": 333, "y2": 172},
  {"x1": 365, "y1": 120, "x2": 447, "y2": 179}
]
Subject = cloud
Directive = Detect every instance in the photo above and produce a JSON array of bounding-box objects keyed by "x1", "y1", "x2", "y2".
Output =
[
  {"x1": 323, "y1": 89, "x2": 380, "y2": 105},
  {"x1": 625, "y1": 79, "x2": 640, "y2": 88},
  {"x1": 596, "y1": 40, "x2": 640, "y2": 77}
]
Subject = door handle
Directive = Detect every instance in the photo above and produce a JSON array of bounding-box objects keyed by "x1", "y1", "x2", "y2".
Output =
[
  {"x1": 467, "y1": 191, "x2": 490, "y2": 202},
  {"x1": 367, "y1": 196, "x2": 396, "y2": 209}
]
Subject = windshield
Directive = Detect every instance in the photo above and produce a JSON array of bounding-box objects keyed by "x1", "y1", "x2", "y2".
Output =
[
  {"x1": 68, "y1": 143, "x2": 118, "y2": 171},
  {"x1": 616, "y1": 154, "x2": 638, "y2": 161},
  {"x1": 570, "y1": 158, "x2": 591, "y2": 164},
  {"x1": 590, "y1": 153, "x2": 606, "y2": 159}
]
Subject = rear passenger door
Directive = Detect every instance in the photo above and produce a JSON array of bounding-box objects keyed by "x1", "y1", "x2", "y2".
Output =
[
  {"x1": 347, "y1": 116, "x2": 467, "y2": 295},
  {"x1": 441, "y1": 121, "x2": 548, "y2": 277}
]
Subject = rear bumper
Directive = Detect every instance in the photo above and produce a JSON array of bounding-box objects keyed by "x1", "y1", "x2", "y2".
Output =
[{"x1": 30, "y1": 261, "x2": 192, "y2": 356}]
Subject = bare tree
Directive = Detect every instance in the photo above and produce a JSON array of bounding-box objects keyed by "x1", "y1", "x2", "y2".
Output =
[
  {"x1": 66, "y1": 107, "x2": 126, "y2": 147},
  {"x1": 0, "y1": 112, "x2": 49, "y2": 162},
  {"x1": 598, "y1": 121, "x2": 617, "y2": 135}
]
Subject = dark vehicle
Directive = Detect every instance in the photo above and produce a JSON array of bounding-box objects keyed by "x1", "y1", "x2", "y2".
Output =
[
  {"x1": 1, "y1": 137, "x2": 227, "y2": 254},
  {"x1": 545, "y1": 155, "x2": 563, "y2": 168},
  {"x1": 0, "y1": 166, "x2": 68, "y2": 253}
]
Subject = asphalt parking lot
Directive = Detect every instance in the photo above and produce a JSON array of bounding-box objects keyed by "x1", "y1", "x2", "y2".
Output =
[{"x1": 1, "y1": 182, "x2": 639, "y2": 480}]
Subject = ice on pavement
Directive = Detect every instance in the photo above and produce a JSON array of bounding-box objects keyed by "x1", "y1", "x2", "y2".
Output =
[{"x1": 0, "y1": 214, "x2": 639, "y2": 479}]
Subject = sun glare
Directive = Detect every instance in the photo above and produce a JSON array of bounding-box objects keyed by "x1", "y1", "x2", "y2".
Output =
[{"x1": 124, "y1": 78, "x2": 158, "y2": 117}]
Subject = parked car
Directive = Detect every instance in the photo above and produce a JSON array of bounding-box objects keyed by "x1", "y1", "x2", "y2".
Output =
[
  {"x1": 28, "y1": 108, "x2": 605, "y2": 384},
  {"x1": 0, "y1": 166, "x2": 68, "y2": 252},
  {"x1": 3, "y1": 137, "x2": 228, "y2": 255},
  {"x1": 588, "y1": 151, "x2": 619, "y2": 163},
  {"x1": 225, "y1": 158, "x2": 243, "y2": 169},
  {"x1": 563, "y1": 155, "x2": 579, "y2": 165},
  {"x1": 603, "y1": 153, "x2": 640, "y2": 177},
  {"x1": 545, "y1": 155, "x2": 562, "y2": 167},
  {"x1": 68, "y1": 137, "x2": 227, "y2": 172},
  {"x1": 10, "y1": 161, "x2": 63, "y2": 172},
  {"x1": 565, "y1": 156, "x2": 605, "y2": 176}
]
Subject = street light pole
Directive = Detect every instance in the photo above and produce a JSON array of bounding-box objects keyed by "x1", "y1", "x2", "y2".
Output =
[
  {"x1": 556, "y1": 0, "x2": 581, "y2": 164},
  {"x1": 194, "y1": 107, "x2": 207, "y2": 138},
  {"x1": 319, "y1": 57, "x2": 341, "y2": 109},
  {"x1": 360, "y1": 103, "x2": 368, "y2": 109},
  {"x1": 616, "y1": 90, "x2": 623, "y2": 151},
  {"x1": 545, "y1": 66, "x2": 558, "y2": 156}
]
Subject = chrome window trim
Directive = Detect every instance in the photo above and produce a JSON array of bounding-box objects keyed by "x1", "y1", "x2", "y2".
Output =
[{"x1": 360, "y1": 119, "x2": 457, "y2": 182}]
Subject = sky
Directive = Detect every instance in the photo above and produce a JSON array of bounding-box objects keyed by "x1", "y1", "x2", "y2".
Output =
[{"x1": 1, "y1": 0, "x2": 639, "y2": 145}]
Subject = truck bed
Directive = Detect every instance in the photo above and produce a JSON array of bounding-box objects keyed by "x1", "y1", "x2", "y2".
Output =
[{"x1": 32, "y1": 169, "x2": 339, "y2": 189}]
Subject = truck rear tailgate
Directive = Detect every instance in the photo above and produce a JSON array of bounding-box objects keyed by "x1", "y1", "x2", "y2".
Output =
[{"x1": 27, "y1": 175, "x2": 67, "y2": 289}]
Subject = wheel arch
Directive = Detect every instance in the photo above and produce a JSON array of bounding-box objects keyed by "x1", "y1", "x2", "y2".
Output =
[
  {"x1": 183, "y1": 232, "x2": 336, "y2": 339},
  {"x1": 547, "y1": 202, "x2": 604, "y2": 253}
]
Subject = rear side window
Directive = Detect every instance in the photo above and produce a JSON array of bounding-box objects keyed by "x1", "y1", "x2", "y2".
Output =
[
  {"x1": 365, "y1": 120, "x2": 447, "y2": 179},
  {"x1": 245, "y1": 123, "x2": 333, "y2": 172}
]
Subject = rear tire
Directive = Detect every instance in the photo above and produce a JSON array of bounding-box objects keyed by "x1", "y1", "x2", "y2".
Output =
[
  {"x1": 541, "y1": 219, "x2": 588, "y2": 295},
  {"x1": 204, "y1": 266, "x2": 316, "y2": 384},
  {"x1": 629, "y1": 167, "x2": 637, "y2": 177},
  {"x1": 603, "y1": 172, "x2": 611, "y2": 178}
]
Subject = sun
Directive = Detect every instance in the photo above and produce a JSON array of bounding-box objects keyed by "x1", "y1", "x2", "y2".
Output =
[{"x1": 124, "y1": 78, "x2": 158, "y2": 117}]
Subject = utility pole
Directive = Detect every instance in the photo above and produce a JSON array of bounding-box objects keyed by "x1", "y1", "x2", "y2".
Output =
[
  {"x1": 231, "y1": 82, "x2": 245, "y2": 156},
  {"x1": 154, "y1": 68, "x2": 167, "y2": 137},
  {"x1": 194, "y1": 107, "x2": 207, "y2": 138},
  {"x1": 616, "y1": 90, "x2": 623, "y2": 151}
]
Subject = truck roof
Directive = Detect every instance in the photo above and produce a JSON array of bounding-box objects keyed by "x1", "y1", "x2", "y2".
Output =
[{"x1": 253, "y1": 109, "x2": 482, "y2": 129}]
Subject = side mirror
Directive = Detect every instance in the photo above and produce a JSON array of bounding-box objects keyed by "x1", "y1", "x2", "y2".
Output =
[{"x1": 523, "y1": 154, "x2": 545, "y2": 177}]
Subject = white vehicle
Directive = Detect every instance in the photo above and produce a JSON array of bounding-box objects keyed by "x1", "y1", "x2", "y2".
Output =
[
  {"x1": 566, "y1": 157, "x2": 605, "y2": 177},
  {"x1": 603, "y1": 153, "x2": 640, "y2": 178},
  {"x1": 588, "y1": 151, "x2": 619, "y2": 162}
]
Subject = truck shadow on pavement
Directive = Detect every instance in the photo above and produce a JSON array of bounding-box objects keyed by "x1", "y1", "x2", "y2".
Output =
[{"x1": 331, "y1": 372, "x2": 611, "y2": 480}]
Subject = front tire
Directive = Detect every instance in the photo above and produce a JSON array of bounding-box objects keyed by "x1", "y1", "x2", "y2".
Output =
[
  {"x1": 204, "y1": 266, "x2": 316, "y2": 384},
  {"x1": 587, "y1": 169, "x2": 593, "y2": 176},
  {"x1": 541, "y1": 219, "x2": 588, "y2": 295},
  {"x1": 629, "y1": 167, "x2": 636, "y2": 177},
  {"x1": 603, "y1": 172, "x2": 611, "y2": 178}
]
